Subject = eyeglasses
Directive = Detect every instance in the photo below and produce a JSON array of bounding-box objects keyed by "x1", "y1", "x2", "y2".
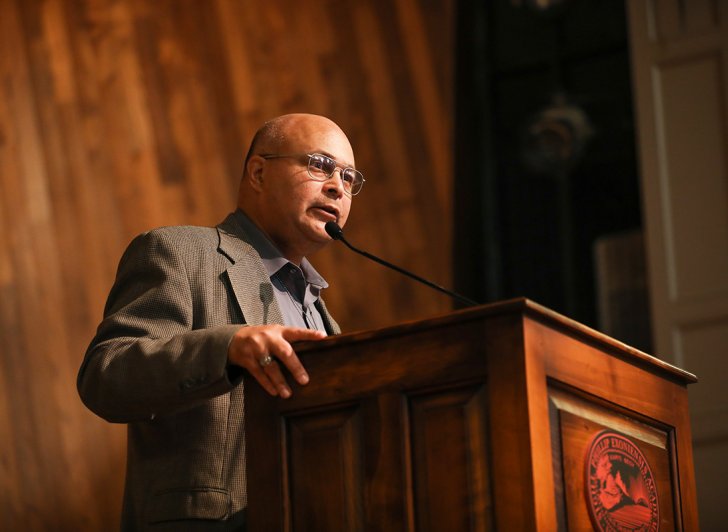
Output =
[{"x1": 260, "y1": 153, "x2": 365, "y2": 196}]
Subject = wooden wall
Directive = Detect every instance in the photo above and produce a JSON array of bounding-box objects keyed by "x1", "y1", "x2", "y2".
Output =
[{"x1": 0, "y1": 0, "x2": 454, "y2": 528}]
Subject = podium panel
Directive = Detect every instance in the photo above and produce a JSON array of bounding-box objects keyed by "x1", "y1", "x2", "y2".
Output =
[
  {"x1": 245, "y1": 299, "x2": 697, "y2": 530},
  {"x1": 549, "y1": 387, "x2": 677, "y2": 530}
]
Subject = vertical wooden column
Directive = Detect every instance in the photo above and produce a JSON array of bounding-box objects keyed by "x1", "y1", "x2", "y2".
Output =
[{"x1": 627, "y1": 0, "x2": 728, "y2": 527}]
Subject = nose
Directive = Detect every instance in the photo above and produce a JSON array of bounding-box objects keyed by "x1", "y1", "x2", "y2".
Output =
[{"x1": 324, "y1": 169, "x2": 346, "y2": 198}]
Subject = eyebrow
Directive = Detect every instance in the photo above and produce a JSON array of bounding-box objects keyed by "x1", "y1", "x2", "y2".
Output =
[{"x1": 316, "y1": 151, "x2": 356, "y2": 169}]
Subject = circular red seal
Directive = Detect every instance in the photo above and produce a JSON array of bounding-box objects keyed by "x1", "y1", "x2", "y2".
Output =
[{"x1": 584, "y1": 430, "x2": 659, "y2": 531}]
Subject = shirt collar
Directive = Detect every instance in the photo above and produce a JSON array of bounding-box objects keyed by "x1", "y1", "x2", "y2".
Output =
[{"x1": 233, "y1": 209, "x2": 328, "y2": 289}]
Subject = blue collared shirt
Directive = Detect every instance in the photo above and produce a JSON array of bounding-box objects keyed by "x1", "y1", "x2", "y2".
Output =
[{"x1": 233, "y1": 210, "x2": 329, "y2": 333}]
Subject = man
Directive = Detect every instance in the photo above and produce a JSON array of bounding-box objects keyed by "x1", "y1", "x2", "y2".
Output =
[{"x1": 77, "y1": 113, "x2": 364, "y2": 530}]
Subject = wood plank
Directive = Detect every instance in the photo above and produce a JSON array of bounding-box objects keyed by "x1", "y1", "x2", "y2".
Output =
[{"x1": 0, "y1": 0, "x2": 455, "y2": 528}]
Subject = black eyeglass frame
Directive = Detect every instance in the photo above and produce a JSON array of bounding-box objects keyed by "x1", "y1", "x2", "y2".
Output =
[{"x1": 259, "y1": 153, "x2": 365, "y2": 196}]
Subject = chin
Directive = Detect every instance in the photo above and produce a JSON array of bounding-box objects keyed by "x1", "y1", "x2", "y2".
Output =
[
  {"x1": 313, "y1": 228, "x2": 331, "y2": 243},
  {"x1": 300, "y1": 215, "x2": 337, "y2": 246},
  {"x1": 300, "y1": 223, "x2": 329, "y2": 245}
]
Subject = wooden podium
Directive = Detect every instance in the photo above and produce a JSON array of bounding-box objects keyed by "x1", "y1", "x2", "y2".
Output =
[{"x1": 245, "y1": 299, "x2": 698, "y2": 530}]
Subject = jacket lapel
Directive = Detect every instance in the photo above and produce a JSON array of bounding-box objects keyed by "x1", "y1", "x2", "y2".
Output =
[
  {"x1": 315, "y1": 298, "x2": 341, "y2": 335},
  {"x1": 217, "y1": 214, "x2": 284, "y2": 327}
]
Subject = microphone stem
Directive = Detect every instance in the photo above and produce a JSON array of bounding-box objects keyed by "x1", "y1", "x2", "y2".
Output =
[{"x1": 338, "y1": 238, "x2": 479, "y2": 307}]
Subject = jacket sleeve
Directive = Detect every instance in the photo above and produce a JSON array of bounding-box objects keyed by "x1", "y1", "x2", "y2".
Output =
[{"x1": 77, "y1": 229, "x2": 243, "y2": 423}]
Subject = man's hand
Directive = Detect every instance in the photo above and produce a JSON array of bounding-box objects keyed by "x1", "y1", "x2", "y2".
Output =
[{"x1": 228, "y1": 325, "x2": 326, "y2": 398}]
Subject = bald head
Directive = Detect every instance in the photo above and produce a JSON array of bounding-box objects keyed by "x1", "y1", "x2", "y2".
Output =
[
  {"x1": 237, "y1": 113, "x2": 356, "y2": 263},
  {"x1": 243, "y1": 114, "x2": 351, "y2": 170}
]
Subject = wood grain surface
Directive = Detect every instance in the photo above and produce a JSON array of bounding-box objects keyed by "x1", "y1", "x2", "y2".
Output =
[
  {"x1": 0, "y1": 0, "x2": 454, "y2": 528},
  {"x1": 244, "y1": 299, "x2": 698, "y2": 530}
]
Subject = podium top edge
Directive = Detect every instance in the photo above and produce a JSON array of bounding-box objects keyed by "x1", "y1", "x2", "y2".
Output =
[{"x1": 297, "y1": 297, "x2": 698, "y2": 385}]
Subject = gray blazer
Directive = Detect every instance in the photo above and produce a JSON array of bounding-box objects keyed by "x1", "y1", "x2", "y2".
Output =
[{"x1": 78, "y1": 213, "x2": 340, "y2": 530}]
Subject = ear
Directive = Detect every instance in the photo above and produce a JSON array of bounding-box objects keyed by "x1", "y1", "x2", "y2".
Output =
[{"x1": 246, "y1": 155, "x2": 265, "y2": 192}]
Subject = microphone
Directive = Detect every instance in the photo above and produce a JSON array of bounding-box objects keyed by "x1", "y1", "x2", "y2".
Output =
[{"x1": 325, "y1": 222, "x2": 479, "y2": 307}]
